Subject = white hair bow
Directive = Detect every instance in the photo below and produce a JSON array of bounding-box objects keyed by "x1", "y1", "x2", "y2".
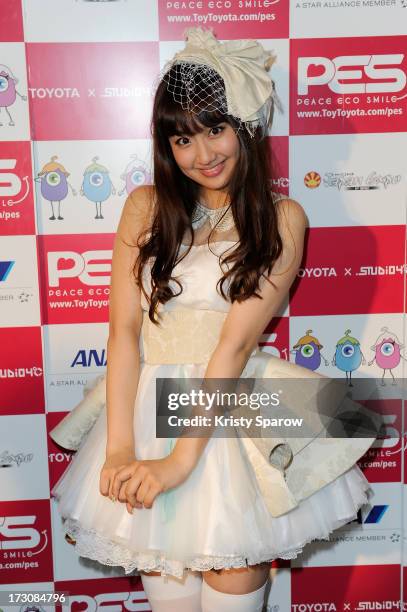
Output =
[{"x1": 163, "y1": 27, "x2": 279, "y2": 136}]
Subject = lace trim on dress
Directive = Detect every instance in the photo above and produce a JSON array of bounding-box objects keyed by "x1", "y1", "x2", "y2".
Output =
[
  {"x1": 61, "y1": 476, "x2": 370, "y2": 580},
  {"x1": 62, "y1": 517, "x2": 303, "y2": 578}
]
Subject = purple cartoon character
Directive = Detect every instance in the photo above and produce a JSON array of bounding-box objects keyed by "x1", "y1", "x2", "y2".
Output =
[
  {"x1": 368, "y1": 326, "x2": 406, "y2": 386},
  {"x1": 291, "y1": 329, "x2": 329, "y2": 371},
  {"x1": 0, "y1": 64, "x2": 27, "y2": 126},
  {"x1": 36, "y1": 156, "x2": 76, "y2": 221}
]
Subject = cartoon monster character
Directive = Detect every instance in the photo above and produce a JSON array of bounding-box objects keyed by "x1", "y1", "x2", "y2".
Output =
[
  {"x1": 368, "y1": 326, "x2": 406, "y2": 386},
  {"x1": 332, "y1": 329, "x2": 366, "y2": 387},
  {"x1": 81, "y1": 156, "x2": 116, "y2": 219},
  {"x1": 291, "y1": 329, "x2": 329, "y2": 371},
  {"x1": 118, "y1": 154, "x2": 152, "y2": 196},
  {"x1": 35, "y1": 156, "x2": 76, "y2": 221},
  {"x1": 0, "y1": 64, "x2": 27, "y2": 126}
]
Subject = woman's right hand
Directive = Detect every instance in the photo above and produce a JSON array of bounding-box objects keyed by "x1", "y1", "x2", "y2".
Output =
[{"x1": 99, "y1": 449, "x2": 140, "y2": 509}]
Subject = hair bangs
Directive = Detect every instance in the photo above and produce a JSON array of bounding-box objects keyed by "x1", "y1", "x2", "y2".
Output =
[{"x1": 156, "y1": 71, "x2": 232, "y2": 138}]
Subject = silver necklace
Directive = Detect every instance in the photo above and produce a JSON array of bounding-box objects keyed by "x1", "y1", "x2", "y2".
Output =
[{"x1": 191, "y1": 201, "x2": 235, "y2": 232}]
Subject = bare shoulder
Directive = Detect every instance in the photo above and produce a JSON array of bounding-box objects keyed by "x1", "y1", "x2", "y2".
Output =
[
  {"x1": 128, "y1": 184, "x2": 156, "y2": 208},
  {"x1": 126, "y1": 184, "x2": 156, "y2": 221},
  {"x1": 274, "y1": 195, "x2": 308, "y2": 232},
  {"x1": 117, "y1": 185, "x2": 157, "y2": 244}
]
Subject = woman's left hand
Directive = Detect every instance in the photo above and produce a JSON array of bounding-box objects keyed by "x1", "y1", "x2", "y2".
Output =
[{"x1": 112, "y1": 454, "x2": 192, "y2": 514}]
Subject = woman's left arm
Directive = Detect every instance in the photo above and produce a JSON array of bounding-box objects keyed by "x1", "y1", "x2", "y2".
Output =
[{"x1": 171, "y1": 197, "x2": 308, "y2": 471}]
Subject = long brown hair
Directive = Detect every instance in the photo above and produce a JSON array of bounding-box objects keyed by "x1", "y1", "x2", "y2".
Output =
[{"x1": 134, "y1": 65, "x2": 284, "y2": 325}]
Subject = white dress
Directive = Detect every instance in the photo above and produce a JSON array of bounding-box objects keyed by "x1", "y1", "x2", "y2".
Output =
[{"x1": 51, "y1": 238, "x2": 372, "y2": 579}]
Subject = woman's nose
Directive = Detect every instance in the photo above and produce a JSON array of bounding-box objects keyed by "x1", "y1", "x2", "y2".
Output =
[{"x1": 195, "y1": 137, "x2": 216, "y2": 166}]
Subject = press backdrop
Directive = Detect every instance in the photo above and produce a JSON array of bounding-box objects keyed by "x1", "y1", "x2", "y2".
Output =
[{"x1": 0, "y1": 0, "x2": 406, "y2": 609}]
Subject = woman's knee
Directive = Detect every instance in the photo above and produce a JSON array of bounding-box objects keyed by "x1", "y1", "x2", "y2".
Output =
[{"x1": 202, "y1": 562, "x2": 271, "y2": 595}]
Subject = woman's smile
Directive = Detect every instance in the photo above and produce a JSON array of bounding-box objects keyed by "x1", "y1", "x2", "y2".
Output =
[{"x1": 198, "y1": 161, "x2": 225, "y2": 177}]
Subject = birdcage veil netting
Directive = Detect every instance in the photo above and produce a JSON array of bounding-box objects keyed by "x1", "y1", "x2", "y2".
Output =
[
  {"x1": 162, "y1": 62, "x2": 229, "y2": 117},
  {"x1": 155, "y1": 60, "x2": 278, "y2": 139}
]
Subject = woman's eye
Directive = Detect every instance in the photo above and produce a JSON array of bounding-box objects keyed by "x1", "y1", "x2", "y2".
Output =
[
  {"x1": 210, "y1": 125, "x2": 224, "y2": 136},
  {"x1": 175, "y1": 136, "x2": 189, "y2": 146}
]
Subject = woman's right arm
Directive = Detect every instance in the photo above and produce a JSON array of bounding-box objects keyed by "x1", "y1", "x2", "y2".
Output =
[{"x1": 99, "y1": 185, "x2": 154, "y2": 499}]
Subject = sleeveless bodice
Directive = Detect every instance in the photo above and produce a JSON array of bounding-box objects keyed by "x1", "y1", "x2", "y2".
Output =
[
  {"x1": 140, "y1": 191, "x2": 288, "y2": 315},
  {"x1": 141, "y1": 240, "x2": 238, "y2": 314}
]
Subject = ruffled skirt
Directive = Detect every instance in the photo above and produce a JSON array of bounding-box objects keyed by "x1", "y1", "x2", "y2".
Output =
[{"x1": 51, "y1": 361, "x2": 372, "y2": 579}]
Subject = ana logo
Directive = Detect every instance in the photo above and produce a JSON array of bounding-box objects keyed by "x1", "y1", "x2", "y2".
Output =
[
  {"x1": 304, "y1": 171, "x2": 321, "y2": 189},
  {"x1": 0, "y1": 261, "x2": 14, "y2": 281},
  {"x1": 298, "y1": 54, "x2": 406, "y2": 95},
  {"x1": 47, "y1": 250, "x2": 112, "y2": 287},
  {"x1": 358, "y1": 504, "x2": 389, "y2": 524},
  {"x1": 71, "y1": 349, "x2": 107, "y2": 368}
]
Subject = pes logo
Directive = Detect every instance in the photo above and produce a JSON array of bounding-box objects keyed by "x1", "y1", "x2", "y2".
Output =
[
  {"x1": 0, "y1": 143, "x2": 35, "y2": 235},
  {"x1": 0, "y1": 501, "x2": 53, "y2": 583},
  {"x1": 290, "y1": 36, "x2": 407, "y2": 135},
  {"x1": 54, "y1": 577, "x2": 151, "y2": 612},
  {"x1": 37, "y1": 234, "x2": 114, "y2": 324}
]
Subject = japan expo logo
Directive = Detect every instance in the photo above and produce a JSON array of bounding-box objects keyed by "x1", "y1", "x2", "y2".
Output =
[{"x1": 304, "y1": 171, "x2": 321, "y2": 189}]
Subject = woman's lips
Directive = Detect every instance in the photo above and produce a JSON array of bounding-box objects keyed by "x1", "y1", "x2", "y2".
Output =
[{"x1": 199, "y1": 161, "x2": 225, "y2": 177}]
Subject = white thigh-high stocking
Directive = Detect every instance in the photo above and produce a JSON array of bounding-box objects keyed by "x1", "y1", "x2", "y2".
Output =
[
  {"x1": 140, "y1": 570, "x2": 203, "y2": 612},
  {"x1": 201, "y1": 578, "x2": 269, "y2": 612}
]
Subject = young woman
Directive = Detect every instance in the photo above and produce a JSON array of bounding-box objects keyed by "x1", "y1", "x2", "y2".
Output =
[{"x1": 51, "y1": 28, "x2": 375, "y2": 612}]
